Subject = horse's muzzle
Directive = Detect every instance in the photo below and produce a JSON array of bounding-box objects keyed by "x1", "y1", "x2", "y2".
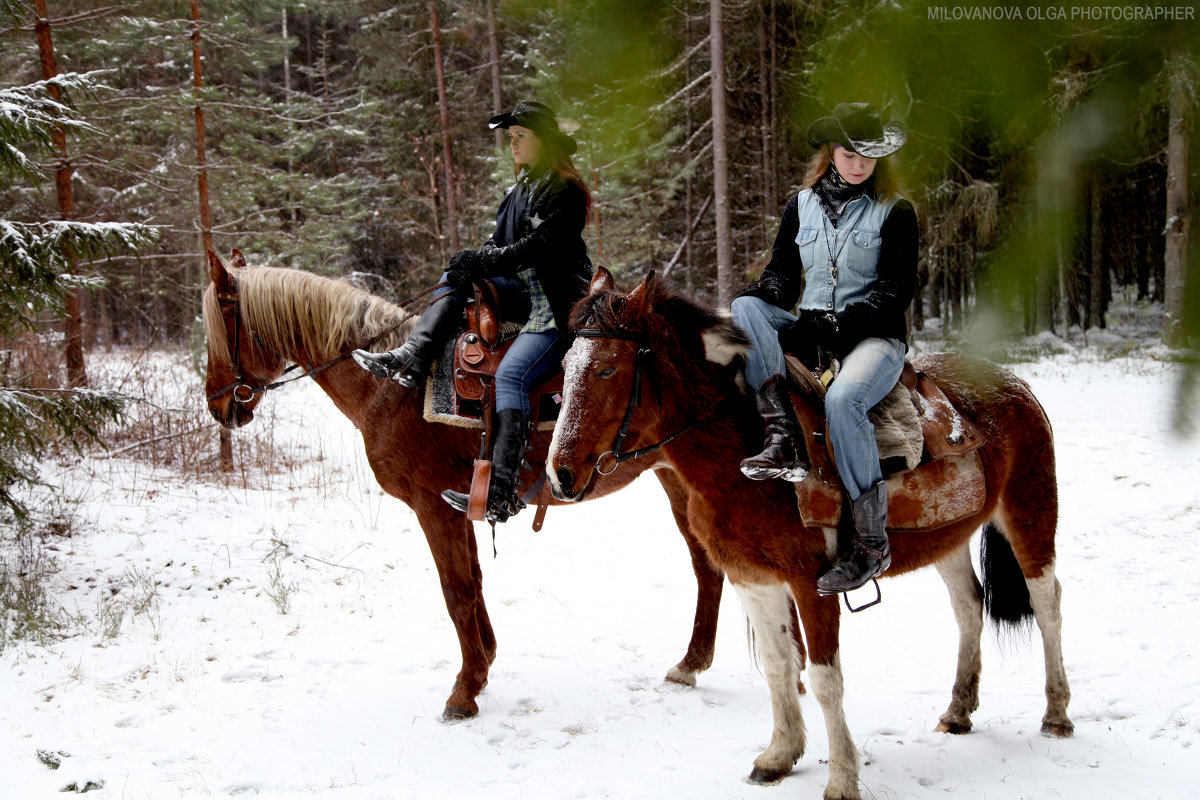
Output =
[
  {"x1": 550, "y1": 465, "x2": 585, "y2": 503},
  {"x1": 209, "y1": 404, "x2": 253, "y2": 429}
]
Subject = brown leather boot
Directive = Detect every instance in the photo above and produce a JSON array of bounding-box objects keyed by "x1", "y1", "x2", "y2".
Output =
[{"x1": 740, "y1": 374, "x2": 807, "y2": 482}]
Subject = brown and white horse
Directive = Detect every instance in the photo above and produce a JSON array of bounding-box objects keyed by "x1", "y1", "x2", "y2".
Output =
[
  {"x1": 548, "y1": 268, "x2": 1072, "y2": 800},
  {"x1": 201, "y1": 251, "x2": 747, "y2": 721}
]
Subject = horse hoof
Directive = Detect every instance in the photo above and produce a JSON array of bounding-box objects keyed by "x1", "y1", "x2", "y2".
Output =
[
  {"x1": 665, "y1": 665, "x2": 697, "y2": 687},
  {"x1": 1041, "y1": 720, "x2": 1074, "y2": 738},
  {"x1": 747, "y1": 765, "x2": 790, "y2": 785},
  {"x1": 935, "y1": 720, "x2": 972, "y2": 734},
  {"x1": 440, "y1": 704, "x2": 478, "y2": 724}
]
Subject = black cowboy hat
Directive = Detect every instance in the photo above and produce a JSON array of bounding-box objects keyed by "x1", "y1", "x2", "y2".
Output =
[
  {"x1": 488, "y1": 100, "x2": 577, "y2": 156},
  {"x1": 806, "y1": 102, "x2": 907, "y2": 158}
]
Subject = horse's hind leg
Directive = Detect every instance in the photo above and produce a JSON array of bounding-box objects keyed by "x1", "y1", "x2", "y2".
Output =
[
  {"x1": 731, "y1": 581, "x2": 806, "y2": 785},
  {"x1": 996, "y1": 504, "x2": 1073, "y2": 737},
  {"x1": 1024, "y1": 560, "x2": 1072, "y2": 735},
  {"x1": 933, "y1": 542, "x2": 983, "y2": 733}
]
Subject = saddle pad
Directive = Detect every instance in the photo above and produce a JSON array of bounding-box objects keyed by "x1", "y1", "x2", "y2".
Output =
[
  {"x1": 794, "y1": 450, "x2": 986, "y2": 531},
  {"x1": 421, "y1": 332, "x2": 560, "y2": 431}
]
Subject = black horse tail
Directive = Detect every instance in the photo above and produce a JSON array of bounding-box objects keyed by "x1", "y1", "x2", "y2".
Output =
[{"x1": 979, "y1": 522, "x2": 1034, "y2": 633}]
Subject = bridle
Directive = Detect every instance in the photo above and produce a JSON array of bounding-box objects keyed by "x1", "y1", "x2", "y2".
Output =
[
  {"x1": 206, "y1": 279, "x2": 447, "y2": 405},
  {"x1": 573, "y1": 328, "x2": 696, "y2": 476}
]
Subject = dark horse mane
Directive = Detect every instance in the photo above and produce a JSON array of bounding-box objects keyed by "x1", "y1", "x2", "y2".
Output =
[{"x1": 568, "y1": 269, "x2": 758, "y2": 442}]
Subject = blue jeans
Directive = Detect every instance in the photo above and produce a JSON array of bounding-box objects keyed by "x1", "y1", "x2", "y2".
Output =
[
  {"x1": 730, "y1": 296, "x2": 797, "y2": 391},
  {"x1": 495, "y1": 331, "x2": 563, "y2": 416},
  {"x1": 826, "y1": 336, "x2": 906, "y2": 500}
]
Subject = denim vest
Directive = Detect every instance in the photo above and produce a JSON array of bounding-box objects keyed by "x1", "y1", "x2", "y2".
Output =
[{"x1": 795, "y1": 188, "x2": 901, "y2": 313}]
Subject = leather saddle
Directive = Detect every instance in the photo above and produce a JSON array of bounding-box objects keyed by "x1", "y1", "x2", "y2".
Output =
[
  {"x1": 450, "y1": 279, "x2": 560, "y2": 528},
  {"x1": 786, "y1": 355, "x2": 987, "y2": 531},
  {"x1": 449, "y1": 279, "x2": 564, "y2": 429}
]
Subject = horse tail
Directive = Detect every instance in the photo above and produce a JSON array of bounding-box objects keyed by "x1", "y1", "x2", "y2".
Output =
[{"x1": 979, "y1": 522, "x2": 1034, "y2": 632}]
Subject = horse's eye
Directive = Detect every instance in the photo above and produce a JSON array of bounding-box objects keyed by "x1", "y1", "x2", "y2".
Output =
[{"x1": 596, "y1": 367, "x2": 616, "y2": 379}]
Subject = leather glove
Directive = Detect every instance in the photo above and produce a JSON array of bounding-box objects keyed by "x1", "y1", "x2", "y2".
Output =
[
  {"x1": 447, "y1": 249, "x2": 481, "y2": 287},
  {"x1": 778, "y1": 310, "x2": 840, "y2": 356}
]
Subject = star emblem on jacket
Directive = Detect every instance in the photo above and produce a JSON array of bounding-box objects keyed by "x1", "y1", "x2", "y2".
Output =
[{"x1": 529, "y1": 213, "x2": 544, "y2": 229}]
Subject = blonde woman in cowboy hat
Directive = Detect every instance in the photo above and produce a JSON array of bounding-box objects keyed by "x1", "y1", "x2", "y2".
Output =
[
  {"x1": 354, "y1": 101, "x2": 592, "y2": 523},
  {"x1": 730, "y1": 102, "x2": 919, "y2": 594}
]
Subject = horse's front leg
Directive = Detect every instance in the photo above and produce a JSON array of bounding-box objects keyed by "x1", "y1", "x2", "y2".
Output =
[
  {"x1": 413, "y1": 493, "x2": 493, "y2": 722},
  {"x1": 793, "y1": 585, "x2": 861, "y2": 800},
  {"x1": 731, "y1": 581, "x2": 806, "y2": 784},
  {"x1": 656, "y1": 469, "x2": 724, "y2": 686},
  {"x1": 933, "y1": 542, "x2": 983, "y2": 733}
]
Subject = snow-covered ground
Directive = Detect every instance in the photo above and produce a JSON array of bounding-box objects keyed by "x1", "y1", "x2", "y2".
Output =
[{"x1": 3, "y1": 341, "x2": 1199, "y2": 799}]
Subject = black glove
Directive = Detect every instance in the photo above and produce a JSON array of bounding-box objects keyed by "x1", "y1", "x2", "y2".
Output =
[
  {"x1": 779, "y1": 310, "x2": 840, "y2": 357},
  {"x1": 447, "y1": 249, "x2": 481, "y2": 287}
]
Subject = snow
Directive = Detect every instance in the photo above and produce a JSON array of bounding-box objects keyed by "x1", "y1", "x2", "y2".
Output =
[{"x1": 3, "y1": 346, "x2": 1199, "y2": 799}]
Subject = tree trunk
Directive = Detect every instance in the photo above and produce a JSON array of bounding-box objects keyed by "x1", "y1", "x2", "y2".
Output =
[
  {"x1": 192, "y1": 0, "x2": 232, "y2": 472},
  {"x1": 486, "y1": 0, "x2": 504, "y2": 152},
  {"x1": 709, "y1": 0, "x2": 734, "y2": 306},
  {"x1": 1088, "y1": 169, "x2": 1104, "y2": 330},
  {"x1": 429, "y1": 0, "x2": 460, "y2": 253},
  {"x1": 33, "y1": 0, "x2": 87, "y2": 388},
  {"x1": 1164, "y1": 54, "x2": 1191, "y2": 347}
]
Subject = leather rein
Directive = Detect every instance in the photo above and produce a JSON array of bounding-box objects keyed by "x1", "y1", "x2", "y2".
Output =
[
  {"x1": 573, "y1": 328, "x2": 695, "y2": 476},
  {"x1": 206, "y1": 280, "x2": 448, "y2": 405}
]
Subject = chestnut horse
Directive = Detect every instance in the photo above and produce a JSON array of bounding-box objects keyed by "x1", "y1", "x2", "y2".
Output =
[
  {"x1": 548, "y1": 268, "x2": 1072, "y2": 800},
  {"x1": 201, "y1": 251, "x2": 739, "y2": 721}
]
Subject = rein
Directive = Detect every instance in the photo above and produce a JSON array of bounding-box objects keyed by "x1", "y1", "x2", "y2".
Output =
[
  {"x1": 574, "y1": 328, "x2": 696, "y2": 476},
  {"x1": 207, "y1": 280, "x2": 448, "y2": 405}
]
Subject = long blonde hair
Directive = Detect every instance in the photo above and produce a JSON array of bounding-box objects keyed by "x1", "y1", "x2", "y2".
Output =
[{"x1": 801, "y1": 144, "x2": 902, "y2": 202}]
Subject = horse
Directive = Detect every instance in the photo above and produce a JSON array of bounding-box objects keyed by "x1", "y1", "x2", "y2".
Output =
[
  {"x1": 547, "y1": 267, "x2": 1072, "y2": 800},
  {"x1": 200, "y1": 249, "x2": 756, "y2": 721}
]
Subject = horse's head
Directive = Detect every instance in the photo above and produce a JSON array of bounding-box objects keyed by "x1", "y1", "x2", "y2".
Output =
[
  {"x1": 548, "y1": 267, "x2": 748, "y2": 501},
  {"x1": 201, "y1": 249, "x2": 287, "y2": 429}
]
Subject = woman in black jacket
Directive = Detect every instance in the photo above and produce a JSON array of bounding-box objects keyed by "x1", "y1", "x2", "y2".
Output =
[{"x1": 354, "y1": 101, "x2": 592, "y2": 522}]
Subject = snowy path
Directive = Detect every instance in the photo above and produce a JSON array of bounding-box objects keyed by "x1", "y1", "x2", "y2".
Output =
[{"x1": 3, "y1": 350, "x2": 1198, "y2": 799}]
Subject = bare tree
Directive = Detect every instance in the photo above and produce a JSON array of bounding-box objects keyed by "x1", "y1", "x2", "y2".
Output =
[
  {"x1": 32, "y1": 0, "x2": 86, "y2": 387},
  {"x1": 1164, "y1": 53, "x2": 1191, "y2": 347},
  {"x1": 191, "y1": 0, "x2": 232, "y2": 472},
  {"x1": 486, "y1": 0, "x2": 504, "y2": 151},
  {"x1": 709, "y1": 0, "x2": 733, "y2": 306},
  {"x1": 429, "y1": 0, "x2": 460, "y2": 254}
]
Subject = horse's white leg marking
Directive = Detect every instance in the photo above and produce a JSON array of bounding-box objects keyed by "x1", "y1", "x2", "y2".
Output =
[
  {"x1": 731, "y1": 581, "x2": 806, "y2": 779},
  {"x1": 933, "y1": 543, "x2": 983, "y2": 732},
  {"x1": 809, "y1": 658, "x2": 861, "y2": 800},
  {"x1": 821, "y1": 526, "x2": 839, "y2": 562},
  {"x1": 1025, "y1": 560, "x2": 1073, "y2": 734}
]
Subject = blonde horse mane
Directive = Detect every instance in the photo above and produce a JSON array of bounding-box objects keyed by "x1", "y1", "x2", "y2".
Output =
[{"x1": 203, "y1": 265, "x2": 416, "y2": 367}]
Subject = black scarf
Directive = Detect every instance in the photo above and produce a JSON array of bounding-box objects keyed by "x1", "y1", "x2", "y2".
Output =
[{"x1": 814, "y1": 162, "x2": 873, "y2": 226}]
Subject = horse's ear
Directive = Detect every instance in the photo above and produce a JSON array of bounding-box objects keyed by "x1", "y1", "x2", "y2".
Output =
[
  {"x1": 207, "y1": 250, "x2": 233, "y2": 291},
  {"x1": 589, "y1": 266, "x2": 615, "y2": 294},
  {"x1": 623, "y1": 269, "x2": 657, "y2": 320},
  {"x1": 229, "y1": 248, "x2": 247, "y2": 269}
]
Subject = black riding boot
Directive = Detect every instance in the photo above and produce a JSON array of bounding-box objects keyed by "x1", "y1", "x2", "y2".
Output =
[
  {"x1": 351, "y1": 294, "x2": 462, "y2": 388},
  {"x1": 740, "y1": 374, "x2": 806, "y2": 481},
  {"x1": 442, "y1": 408, "x2": 528, "y2": 523},
  {"x1": 817, "y1": 480, "x2": 892, "y2": 594}
]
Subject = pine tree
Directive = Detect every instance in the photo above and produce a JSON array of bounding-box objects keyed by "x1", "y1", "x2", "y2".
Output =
[{"x1": 0, "y1": 62, "x2": 154, "y2": 519}]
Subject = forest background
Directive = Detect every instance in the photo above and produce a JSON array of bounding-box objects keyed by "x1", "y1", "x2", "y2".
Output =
[{"x1": 0, "y1": 0, "x2": 1197, "y2": 507}]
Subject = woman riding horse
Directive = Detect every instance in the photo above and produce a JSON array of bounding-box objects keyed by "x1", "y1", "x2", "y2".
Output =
[
  {"x1": 730, "y1": 102, "x2": 919, "y2": 595},
  {"x1": 353, "y1": 101, "x2": 592, "y2": 523}
]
